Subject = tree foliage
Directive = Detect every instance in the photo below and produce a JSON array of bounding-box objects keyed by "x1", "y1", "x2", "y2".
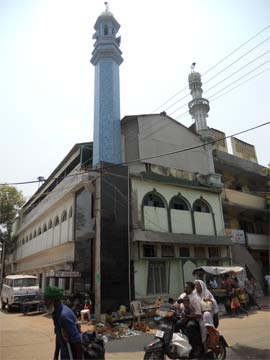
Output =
[{"x1": 0, "y1": 185, "x2": 24, "y2": 253}]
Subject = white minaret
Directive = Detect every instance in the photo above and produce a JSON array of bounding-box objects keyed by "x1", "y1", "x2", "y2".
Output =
[
  {"x1": 188, "y1": 64, "x2": 217, "y2": 176},
  {"x1": 188, "y1": 65, "x2": 210, "y2": 134}
]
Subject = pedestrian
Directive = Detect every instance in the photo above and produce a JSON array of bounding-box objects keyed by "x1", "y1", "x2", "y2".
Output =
[
  {"x1": 44, "y1": 286, "x2": 83, "y2": 360},
  {"x1": 264, "y1": 274, "x2": 270, "y2": 295},
  {"x1": 244, "y1": 278, "x2": 260, "y2": 310}
]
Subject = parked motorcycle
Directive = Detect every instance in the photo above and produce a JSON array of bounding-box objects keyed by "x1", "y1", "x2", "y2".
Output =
[
  {"x1": 81, "y1": 329, "x2": 105, "y2": 359},
  {"x1": 144, "y1": 303, "x2": 228, "y2": 360}
]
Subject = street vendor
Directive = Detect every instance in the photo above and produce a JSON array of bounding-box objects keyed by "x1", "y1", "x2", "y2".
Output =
[{"x1": 44, "y1": 286, "x2": 83, "y2": 360}]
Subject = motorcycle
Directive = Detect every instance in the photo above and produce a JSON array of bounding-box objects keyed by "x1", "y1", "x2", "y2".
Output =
[
  {"x1": 144, "y1": 303, "x2": 228, "y2": 360},
  {"x1": 81, "y1": 329, "x2": 105, "y2": 360}
]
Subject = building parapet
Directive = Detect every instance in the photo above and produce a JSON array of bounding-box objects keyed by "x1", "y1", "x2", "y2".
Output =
[
  {"x1": 246, "y1": 233, "x2": 269, "y2": 250},
  {"x1": 213, "y1": 149, "x2": 267, "y2": 177},
  {"x1": 132, "y1": 229, "x2": 232, "y2": 246},
  {"x1": 17, "y1": 171, "x2": 95, "y2": 235},
  {"x1": 223, "y1": 188, "x2": 266, "y2": 209}
]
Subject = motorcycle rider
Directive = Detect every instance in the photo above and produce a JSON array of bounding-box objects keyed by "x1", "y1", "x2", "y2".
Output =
[
  {"x1": 174, "y1": 281, "x2": 202, "y2": 357},
  {"x1": 194, "y1": 280, "x2": 220, "y2": 354}
]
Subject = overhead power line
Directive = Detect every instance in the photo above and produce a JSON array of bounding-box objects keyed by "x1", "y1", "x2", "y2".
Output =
[
  {"x1": 210, "y1": 66, "x2": 270, "y2": 103},
  {"x1": 173, "y1": 59, "x2": 270, "y2": 120},
  {"x1": 1, "y1": 121, "x2": 269, "y2": 187},
  {"x1": 203, "y1": 37, "x2": 270, "y2": 86},
  {"x1": 176, "y1": 65, "x2": 270, "y2": 121},
  {"x1": 151, "y1": 25, "x2": 269, "y2": 113},
  {"x1": 168, "y1": 37, "x2": 270, "y2": 115}
]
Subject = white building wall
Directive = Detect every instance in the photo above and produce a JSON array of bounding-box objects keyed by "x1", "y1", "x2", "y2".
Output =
[
  {"x1": 194, "y1": 213, "x2": 215, "y2": 235},
  {"x1": 15, "y1": 198, "x2": 74, "y2": 262},
  {"x1": 137, "y1": 115, "x2": 214, "y2": 175},
  {"x1": 134, "y1": 260, "x2": 148, "y2": 298},
  {"x1": 15, "y1": 242, "x2": 75, "y2": 273},
  {"x1": 171, "y1": 211, "x2": 193, "y2": 234},
  {"x1": 144, "y1": 207, "x2": 169, "y2": 232},
  {"x1": 132, "y1": 178, "x2": 224, "y2": 235}
]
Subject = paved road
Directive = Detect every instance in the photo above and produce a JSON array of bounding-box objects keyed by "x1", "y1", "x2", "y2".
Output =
[{"x1": 1, "y1": 304, "x2": 269, "y2": 359}]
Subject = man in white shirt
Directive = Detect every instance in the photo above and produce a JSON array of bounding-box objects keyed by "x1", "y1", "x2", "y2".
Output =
[{"x1": 175, "y1": 282, "x2": 202, "y2": 357}]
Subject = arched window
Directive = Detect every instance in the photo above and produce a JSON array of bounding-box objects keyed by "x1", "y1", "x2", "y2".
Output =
[
  {"x1": 169, "y1": 195, "x2": 189, "y2": 211},
  {"x1": 54, "y1": 216, "x2": 59, "y2": 226},
  {"x1": 193, "y1": 199, "x2": 211, "y2": 213},
  {"x1": 38, "y1": 227, "x2": 41, "y2": 235},
  {"x1": 48, "y1": 219, "x2": 52, "y2": 229},
  {"x1": 29, "y1": 233, "x2": 32, "y2": 240},
  {"x1": 43, "y1": 223, "x2": 47, "y2": 232},
  {"x1": 104, "y1": 24, "x2": 108, "y2": 35},
  {"x1": 61, "y1": 210, "x2": 67, "y2": 222},
  {"x1": 69, "y1": 207, "x2": 73, "y2": 218},
  {"x1": 26, "y1": 236, "x2": 29, "y2": 243},
  {"x1": 33, "y1": 230, "x2": 37, "y2": 238},
  {"x1": 143, "y1": 192, "x2": 165, "y2": 208},
  {"x1": 22, "y1": 238, "x2": 25, "y2": 244}
]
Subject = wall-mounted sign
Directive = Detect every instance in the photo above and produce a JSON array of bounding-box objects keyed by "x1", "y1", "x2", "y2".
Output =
[
  {"x1": 225, "y1": 229, "x2": 245, "y2": 244},
  {"x1": 46, "y1": 271, "x2": 81, "y2": 278}
]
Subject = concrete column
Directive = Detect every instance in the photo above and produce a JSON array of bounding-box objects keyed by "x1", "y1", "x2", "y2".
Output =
[
  {"x1": 94, "y1": 176, "x2": 101, "y2": 320},
  {"x1": 58, "y1": 278, "x2": 65, "y2": 289},
  {"x1": 41, "y1": 272, "x2": 46, "y2": 292}
]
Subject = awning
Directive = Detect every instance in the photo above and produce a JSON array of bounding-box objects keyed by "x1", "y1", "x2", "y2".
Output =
[{"x1": 192, "y1": 266, "x2": 244, "y2": 276}]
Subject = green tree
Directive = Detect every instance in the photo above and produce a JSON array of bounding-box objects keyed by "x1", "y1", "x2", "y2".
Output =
[{"x1": 0, "y1": 185, "x2": 24, "y2": 270}]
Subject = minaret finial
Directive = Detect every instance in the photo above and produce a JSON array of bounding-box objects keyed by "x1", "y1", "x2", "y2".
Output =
[
  {"x1": 191, "y1": 62, "x2": 196, "y2": 73},
  {"x1": 104, "y1": 2, "x2": 109, "y2": 11}
]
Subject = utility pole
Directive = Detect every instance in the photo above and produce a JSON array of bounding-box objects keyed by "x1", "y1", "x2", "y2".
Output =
[{"x1": 0, "y1": 235, "x2": 5, "y2": 290}]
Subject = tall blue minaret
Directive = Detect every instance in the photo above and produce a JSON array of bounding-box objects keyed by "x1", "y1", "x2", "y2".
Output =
[{"x1": 91, "y1": 3, "x2": 123, "y2": 167}]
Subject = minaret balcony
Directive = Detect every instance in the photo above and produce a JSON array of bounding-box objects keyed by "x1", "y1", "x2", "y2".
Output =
[{"x1": 188, "y1": 98, "x2": 210, "y2": 113}]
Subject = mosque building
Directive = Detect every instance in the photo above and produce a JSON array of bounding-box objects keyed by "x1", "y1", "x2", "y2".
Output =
[{"x1": 7, "y1": 5, "x2": 268, "y2": 316}]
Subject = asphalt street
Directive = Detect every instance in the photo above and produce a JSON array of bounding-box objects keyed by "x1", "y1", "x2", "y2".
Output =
[{"x1": 0, "y1": 299, "x2": 269, "y2": 360}]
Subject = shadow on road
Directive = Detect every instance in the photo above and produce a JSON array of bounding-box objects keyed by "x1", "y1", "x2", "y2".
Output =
[
  {"x1": 106, "y1": 333, "x2": 154, "y2": 353},
  {"x1": 229, "y1": 343, "x2": 270, "y2": 359}
]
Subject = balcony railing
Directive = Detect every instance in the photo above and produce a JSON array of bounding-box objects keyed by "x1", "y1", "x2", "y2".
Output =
[
  {"x1": 223, "y1": 189, "x2": 266, "y2": 209},
  {"x1": 246, "y1": 233, "x2": 269, "y2": 250}
]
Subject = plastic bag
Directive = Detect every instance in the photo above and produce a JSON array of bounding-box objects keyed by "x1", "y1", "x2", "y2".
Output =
[{"x1": 170, "y1": 332, "x2": 192, "y2": 358}]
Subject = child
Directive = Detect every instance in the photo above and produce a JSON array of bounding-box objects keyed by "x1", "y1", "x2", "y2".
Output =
[
  {"x1": 238, "y1": 288, "x2": 249, "y2": 316},
  {"x1": 176, "y1": 296, "x2": 194, "y2": 332},
  {"x1": 80, "y1": 299, "x2": 92, "y2": 323}
]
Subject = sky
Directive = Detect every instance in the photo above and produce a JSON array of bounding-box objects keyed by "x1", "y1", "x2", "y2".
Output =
[{"x1": 0, "y1": 0, "x2": 269, "y2": 199}]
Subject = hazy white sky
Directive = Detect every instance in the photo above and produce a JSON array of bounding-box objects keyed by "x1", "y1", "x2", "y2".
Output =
[{"x1": 0, "y1": 0, "x2": 269, "y2": 199}]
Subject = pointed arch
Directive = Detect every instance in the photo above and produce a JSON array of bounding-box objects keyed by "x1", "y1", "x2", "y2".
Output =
[
  {"x1": 43, "y1": 223, "x2": 47, "y2": 232},
  {"x1": 48, "y1": 219, "x2": 53, "y2": 229},
  {"x1": 54, "y1": 216, "x2": 59, "y2": 226},
  {"x1": 169, "y1": 193, "x2": 191, "y2": 211},
  {"x1": 61, "y1": 210, "x2": 67, "y2": 222},
  {"x1": 169, "y1": 193, "x2": 193, "y2": 234},
  {"x1": 68, "y1": 207, "x2": 73, "y2": 218},
  {"x1": 142, "y1": 189, "x2": 167, "y2": 208},
  {"x1": 192, "y1": 197, "x2": 212, "y2": 213},
  {"x1": 104, "y1": 24, "x2": 109, "y2": 35},
  {"x1": 142, "y1": 189, "x2": 169, "y2": 232},
  {"x1": 192, "y1": 196, "x2": 216, "y2": 235}
]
